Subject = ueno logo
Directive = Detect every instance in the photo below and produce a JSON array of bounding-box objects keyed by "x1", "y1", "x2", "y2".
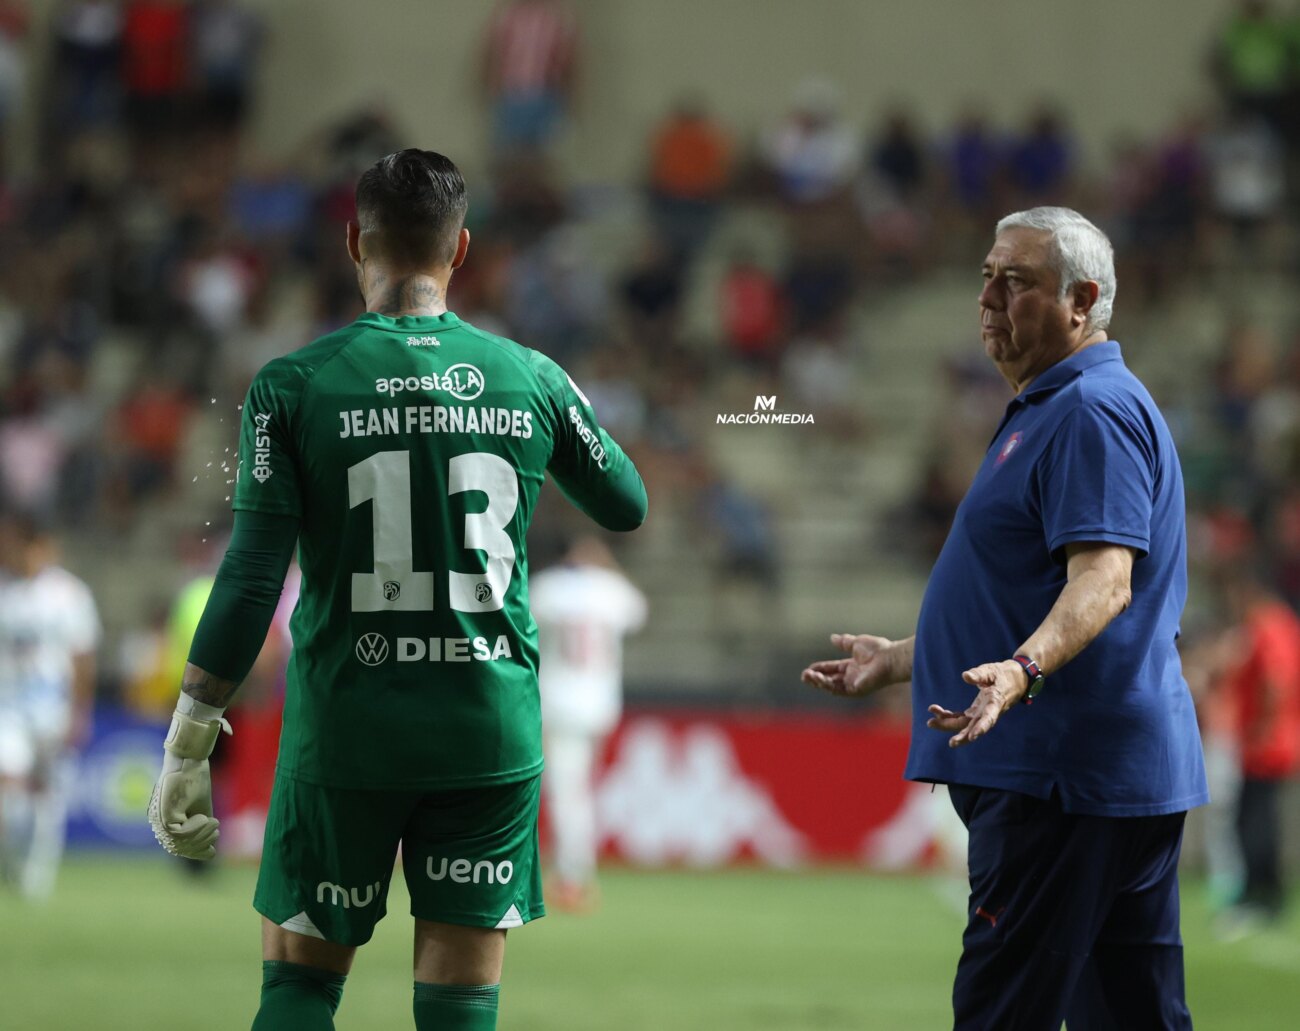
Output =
[
  {"x1": 427, "y1": 857, "x2": 514, "y2": 885},
  {"x1": 375, "y1": 363, "x2": 485, "y2": 401}
]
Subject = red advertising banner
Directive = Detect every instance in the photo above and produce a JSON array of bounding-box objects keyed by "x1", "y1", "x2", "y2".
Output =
[
  {"x1": 570, "y1": 711, "x2": 962, "y2": 867},
  {"x1": 72, "y1": 707, "x2": 962, "y2": 870}
]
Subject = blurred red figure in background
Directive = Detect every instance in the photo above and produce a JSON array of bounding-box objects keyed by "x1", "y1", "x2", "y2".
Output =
[
  {"x1": 719, "y1": 251, "x2": 785, "y2": 370},
  {"x1": 1216, "y1": 562, "x2": 1300, "y2": 924},
  {"x1": 481, "y1": 0, "x2": 579, "y2": 155}
]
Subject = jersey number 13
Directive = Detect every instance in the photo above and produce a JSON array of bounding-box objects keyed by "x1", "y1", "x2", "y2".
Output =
[{"x1": 348, "y1": 450, "x2": 518, "y2": 614}]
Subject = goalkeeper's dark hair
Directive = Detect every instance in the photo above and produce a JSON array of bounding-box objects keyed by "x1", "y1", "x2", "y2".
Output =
[{"x1": 355, "y1": 149, "x2": 468, "y2": 267}]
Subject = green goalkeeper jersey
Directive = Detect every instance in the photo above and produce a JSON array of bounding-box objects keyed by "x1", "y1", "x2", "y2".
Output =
[{"x1": 232, "y1": 311, "x2": 646, "y2": 790}]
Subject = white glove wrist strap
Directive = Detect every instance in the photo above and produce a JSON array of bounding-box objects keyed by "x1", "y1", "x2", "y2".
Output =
[
  {"x1": 163, "y1": 710, "x2": 232, "y2": 760},
  {"x1": 176, "y1": 692, "x2": 227, "y2": 723}
]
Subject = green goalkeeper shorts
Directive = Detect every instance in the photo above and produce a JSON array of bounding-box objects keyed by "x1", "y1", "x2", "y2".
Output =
[{"x1": 254, "y1": 771, "x2": 544, "y2": 947}]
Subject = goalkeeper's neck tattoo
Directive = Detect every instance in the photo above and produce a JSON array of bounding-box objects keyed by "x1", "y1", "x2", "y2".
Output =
[{"x1": 367, "y1": 268, "x2": 446, "y2": 318}]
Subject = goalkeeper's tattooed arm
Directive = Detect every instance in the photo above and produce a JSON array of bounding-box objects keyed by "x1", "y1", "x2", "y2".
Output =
[
  {"x1": 182, "y1": 664, "x2": 243, "y2": 709},
  {"x1": 149, "y1": 666, "x2": 253, "y2": 860},
  {"x1": 150, "y1": 510, "x2": 298, "y2": 859}
]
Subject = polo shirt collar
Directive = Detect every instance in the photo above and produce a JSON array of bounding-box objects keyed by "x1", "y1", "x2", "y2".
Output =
[
  {"x1": 992, "y1": 341, "x2": 1122, "y2": 443},
  {"x1": 1015, "y1": 340, "x2": 1122, "y2": 403}
]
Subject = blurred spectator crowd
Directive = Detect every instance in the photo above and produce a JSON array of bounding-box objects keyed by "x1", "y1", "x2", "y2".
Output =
[{"x1": 0, "y1": 1, "x2": 1298, "y2": 704}]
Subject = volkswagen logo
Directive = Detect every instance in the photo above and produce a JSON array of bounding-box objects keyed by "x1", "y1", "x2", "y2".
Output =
[{"x1": 355, "y1": 633, "x2": 389, "y2": 666}]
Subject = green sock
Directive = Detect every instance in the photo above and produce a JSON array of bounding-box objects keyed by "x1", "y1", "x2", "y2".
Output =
[
  {"x1": 413, "y1": 982, "x2": 500, "y2": 1030},
  {"x1": 251, "y1": 960, "x2": 347, "y2": 1030}
]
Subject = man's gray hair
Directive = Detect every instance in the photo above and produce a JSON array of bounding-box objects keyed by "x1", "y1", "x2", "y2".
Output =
[{"x1": 995, "y1": 206, "x2": 1116, "y2": 332}]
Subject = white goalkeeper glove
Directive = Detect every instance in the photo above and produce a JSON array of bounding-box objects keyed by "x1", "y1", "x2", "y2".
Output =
[{"x1": 148, "y1": 702, "x2": 232, "y2": 861}]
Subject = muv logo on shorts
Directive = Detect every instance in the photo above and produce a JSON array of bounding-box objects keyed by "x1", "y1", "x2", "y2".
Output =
[
  {"x1": 427, "y1": 857, "x2": 514, "y2": 885},
  {"x1": 316, "y1": 880, "x2": 382, "y2": 909},
  {"x1": 355, "y1": 633, "x2": 389, "y2": 665}
]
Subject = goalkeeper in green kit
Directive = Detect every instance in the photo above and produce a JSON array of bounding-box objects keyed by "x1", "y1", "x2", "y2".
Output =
[{"x1": 148, "y1": 149, "x2": 647, "y2": 1030}]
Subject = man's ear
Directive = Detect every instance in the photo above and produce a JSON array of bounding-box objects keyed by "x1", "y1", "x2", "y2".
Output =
[
  {"x1": 1071, "y1": 280, "x2": 1100, "y2": 327},
  {"x1": 346, "y1": 220, "x2": 362, "y2": 265},
  {"x1": 450, "y1": 228, "x2": 470, "y2": 270}
]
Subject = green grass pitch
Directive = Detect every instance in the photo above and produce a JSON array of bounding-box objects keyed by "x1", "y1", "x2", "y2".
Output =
[{"x1": 2, "y1": 856, "x2": 1297, "y2": 1029}]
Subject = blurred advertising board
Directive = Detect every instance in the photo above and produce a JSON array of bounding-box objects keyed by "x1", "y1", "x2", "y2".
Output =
[
  {"x1": 68, "y1": 708, "x2": 946, "y2": 867},
  {"x1": 66, "y1": 708, "x2": 165, "y2": 849},
  {"x1": 583, "y1": 712, "x2": 947, "y2": 868}
]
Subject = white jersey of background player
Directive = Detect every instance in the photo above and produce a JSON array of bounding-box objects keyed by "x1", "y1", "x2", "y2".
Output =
[
  {"x1": 0, "y1": 514, "x2": 99, "y2": 900},
  {"x1": 531, "y1": 536, "x2": 646, "y2": 908}
]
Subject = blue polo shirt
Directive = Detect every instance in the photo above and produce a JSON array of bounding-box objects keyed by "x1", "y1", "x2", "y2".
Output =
[{"x1": 904, "y1": 341, "x2": 1208, "y2": 816}]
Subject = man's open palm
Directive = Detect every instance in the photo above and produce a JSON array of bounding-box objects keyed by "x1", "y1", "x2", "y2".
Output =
[
  {"x1": 801, "y1": 633, "x2": 898, "y2": 697},
  {"x1": 926, "y1": 660, "x2": 1028, "y2": 747}
]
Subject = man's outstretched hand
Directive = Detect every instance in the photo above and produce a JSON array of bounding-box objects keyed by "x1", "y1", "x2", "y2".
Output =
[
  {"x1": 926, "y1": 660, "x2": 1028, "y2": 747},
  {"x1": 801, "y1": 634, "x2": 902, "y2": 697}
]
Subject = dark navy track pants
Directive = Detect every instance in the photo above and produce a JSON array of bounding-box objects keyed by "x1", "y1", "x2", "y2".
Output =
[{"x1": 948, "y1": 785, "x2": 1194, "y2": 1031}]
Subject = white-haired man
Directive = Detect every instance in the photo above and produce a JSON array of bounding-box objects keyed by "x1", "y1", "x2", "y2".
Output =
[{"x1": 804, "y1": 207, "x2": 1205, "y2": 1029}]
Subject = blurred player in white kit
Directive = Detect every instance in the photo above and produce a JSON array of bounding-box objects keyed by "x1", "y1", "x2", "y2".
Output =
[
  {"x1": 531, "y1": 536, "x2": 646, "y2": 909},
  {"x1": 0, "y1": 513, "x2": 99, "y2": 900}
]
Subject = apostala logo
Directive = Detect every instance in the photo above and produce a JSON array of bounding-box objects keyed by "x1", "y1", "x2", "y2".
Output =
[
  {"x1": 716, "y1": 394, "x2": 814, "y2": 426},
  {"x1": 355, "y1": 633, "x2": 389, "y2": 666},
  {"x1": 375, "y1": 363, "x2": 485, "y2": 401}
]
